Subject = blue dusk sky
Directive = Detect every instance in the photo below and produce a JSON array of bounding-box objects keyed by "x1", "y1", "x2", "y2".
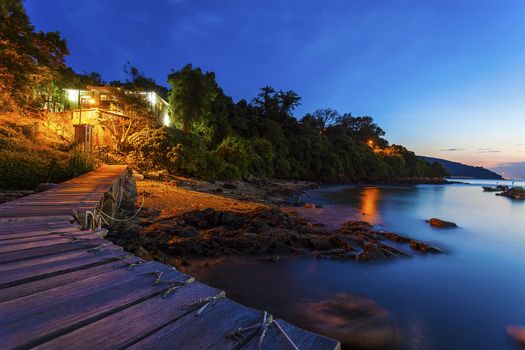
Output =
[{"x1": 26, "y1": 0, "x2": 525, "y2": 177}]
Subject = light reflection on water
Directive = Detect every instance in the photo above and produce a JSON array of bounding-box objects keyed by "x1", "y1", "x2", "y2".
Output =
[{"x1": 188, "y1": 181, "x2": 525, "y2": 349}]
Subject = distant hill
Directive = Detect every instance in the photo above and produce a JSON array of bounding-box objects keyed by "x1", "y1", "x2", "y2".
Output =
[{"x1": 419, "y1": 156, "x2": 503, "y2": 179}]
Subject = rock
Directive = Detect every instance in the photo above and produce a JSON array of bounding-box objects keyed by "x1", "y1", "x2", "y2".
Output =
[
  {"x1": 219, "y1": 211, "x2": 244, "y2": 227},
  {"x1": 175, "y1": 226, "x2": 199, "y2": 238},
  {"x1": 295, "y1": 293, "x2": 402, "y2": 349},
  {"x1": 339, "y1": 221, "x2": 373, "y2": 232},
  {"x1": 507, "y1": 324, "x2": 525, "y2": 344},
  {"x1": 426, "y1": 218, "x2": 457, "y2": 228},
  {"x1": 258, "y1": 255, "x2": 280, "y2": 262},
  {"x1": 135, "y1": 245, "x2": 149, "y2": 258},
  {"x1": 497, "y1": 187, "x2": 525, "y2": 200},
  {"x1": 144, "y1": 172, "x2": 161, "y2": 180},
  {"x1": 304, "y1": 202, "x2": 316, "y2": 208},
  {"x1": 356, "y1": 242, "x2": 402, "y2": 261},
  {"x1": 214, "y1": 188, "x2": 224, "y2": 193},
  {"x1": 223, "y1": 183, "x2": 238, "y2": 189},
  {"x1": 410, "y1": 240, "x2": 443, "y2": 253},
  {"x1": 35, "y1": 183, "x2": 58, "y2": 192},
  {"x1": 132, "y1": 173, "x2": 144, "y2": 181}
]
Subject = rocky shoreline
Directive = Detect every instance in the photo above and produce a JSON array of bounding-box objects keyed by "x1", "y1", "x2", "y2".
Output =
[{"x1": 107, "y1": 176, "x2": 443, "y2": 269}]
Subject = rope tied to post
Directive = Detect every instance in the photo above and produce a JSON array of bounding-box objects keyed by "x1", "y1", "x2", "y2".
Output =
[
  {"x1": 183, "y1": 294, "x2": 224, "y2": 315},
  {"x1": 93, "y1": 193, "x2": 144, "y2": 223},
  {"x1": 88, "y1": 242, "x2": 112, "y2": 253},
  {"x1": 143, "y1": 271, "x2": 194, "y2": 297},
  {"x1": 226, "y1": 311, "x2": 300, "y2": 350}
]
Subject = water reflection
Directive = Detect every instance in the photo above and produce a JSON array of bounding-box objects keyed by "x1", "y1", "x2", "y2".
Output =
[
  {"x1": 360, "y1": 187, "x2": 381, "y2": 224},
  {"x1": 190, "y1": 182, "x2": 525, "y2": 350}
]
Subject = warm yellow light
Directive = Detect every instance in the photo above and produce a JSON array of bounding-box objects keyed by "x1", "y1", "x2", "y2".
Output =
[
  {"x1": 88, "y1": 98, "x2": 96, "y2": 105},
  {"x1": 66, "y1": 89, "x2": 79, "y2": 103},
  {"x1": 148, "y1": 92, "x2": 157, "y2": 105},
  {"x1": 368, "y1": 140, "x2": 374, "y2": 146},
  {"x1": 163, "y1": 113, "x2": 170, "y2": 126}
]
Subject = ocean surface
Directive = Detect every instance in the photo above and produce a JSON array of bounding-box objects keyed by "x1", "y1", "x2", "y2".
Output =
[{"x1": 188, "y1": 179, "x2": 525, "y2": 349}]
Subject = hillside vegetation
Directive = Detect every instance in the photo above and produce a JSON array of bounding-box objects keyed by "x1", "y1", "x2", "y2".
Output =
[{"x1": 419, "y1": 156, "x2": 502, "y2": 179}]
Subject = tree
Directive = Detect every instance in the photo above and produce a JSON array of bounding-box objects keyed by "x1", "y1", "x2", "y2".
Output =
[
  {"x1": 109, "y1": 63, "x2": 168, "y2": 98},
  {"x1": 335, "y1": 114, "x2": 388, "y2": 147},
  {"x1": 0, "y1": 0, "x2": 68, "y2": 111},
  {"x1": 97, "y1": 87, "x2": 156, "y2": 151},
  {"x1": 167, "y1": 64, "x2": 219, "y2": 133},
  {"x1": 302, "y1": 108, "x2": 339, "y2": 132}
]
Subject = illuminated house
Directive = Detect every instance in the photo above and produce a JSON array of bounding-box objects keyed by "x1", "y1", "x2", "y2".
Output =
[
  {"x1": 63, "y1": 86, "x2": 171, "y2": 127},
  {"x1": 50, "y1": 86, "x2": 172, "y2": 154}
]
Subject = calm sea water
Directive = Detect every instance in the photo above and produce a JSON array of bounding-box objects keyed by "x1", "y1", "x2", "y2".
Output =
[{"x1": 188, "y1": 179, "x2": 525, "y2": 349}]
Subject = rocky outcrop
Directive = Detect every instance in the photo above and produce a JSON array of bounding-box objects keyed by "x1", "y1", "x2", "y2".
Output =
[
  {"x1": 497, "y1": 187, "x2": 525, "y2": 200},
  {"x1": 108, "y1": 204, "x2": 443, "y2": 268},
  {"x1": 296, "y1": 293, "x2": 402, "y2": 349},
  {"x1": 426, "y1": 218, "x2": 457, "y2": 228}
]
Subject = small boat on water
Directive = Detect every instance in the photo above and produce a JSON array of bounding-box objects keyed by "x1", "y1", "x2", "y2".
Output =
[
  {"x1": 482, "y1": 185, "x2": 509, "y2": 192},
  {"x1": 483, "y1": 186, "x2": 500, "y2": 192}
]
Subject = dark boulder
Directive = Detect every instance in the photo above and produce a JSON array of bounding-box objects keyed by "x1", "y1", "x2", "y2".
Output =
[
  {"x1": 35, "y1": 183, "x2": 58, "y2": 192},
  {"x1": 426, "y1": 218, "x2": 457, "y2": 228}
]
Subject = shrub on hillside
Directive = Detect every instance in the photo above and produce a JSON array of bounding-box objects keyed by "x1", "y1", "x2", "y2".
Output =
[{"x1": 0, "y1": 114, "x2": 95, "y2": 189}]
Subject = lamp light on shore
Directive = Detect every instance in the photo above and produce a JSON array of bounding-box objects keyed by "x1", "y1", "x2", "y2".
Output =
[{"x1": 368, "y1": 139, "x2": 374, "y2": 147}]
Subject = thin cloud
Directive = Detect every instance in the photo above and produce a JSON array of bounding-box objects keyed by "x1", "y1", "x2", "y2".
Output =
[
  {"x1": 440, "y1": 148, "x2": 466, "y2": 152},
  {"x1": 477, "y1": 148, "x2": 500, "y2": 153}
]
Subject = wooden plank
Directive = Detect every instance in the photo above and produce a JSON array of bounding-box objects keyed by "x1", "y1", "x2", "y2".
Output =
[
  {"x1": 0, "y1": 238, "x2": 110, "y2": 264},
  {"x1": 34, "y1": 282, "x2": 223, "y2": 350},
  {"x1": 241, "y1": 319, "x2": 341, "y2": 350},
  {"x1": 0, "y1": 247, "x2": 126, "y2": 288},
  {"x1": 0, "y1": 226, "x2": 81, "y2": 240},
  {"x1": 0, "y1": 222, "x2": 72, "y2": 234},
  {"x1": 0, "y1": 247, "x2": 117, "y2": 273},
  {"x1": 127, "y1": 298, "x2": 265, "y2": 350},
  {"x1": 0, "y1": 264, "x2": 188, "y2": 349},
  {"x1": 0, "y1": 236, "x2": 82, "y2": 254},
  {"x1": 0, "y1": 229, "x2": 88, "y2": 242},
  {"x1": 0, "y1": 256, "x2": 142, "y2": 302},
  {"x1": 0, "y1": 261, "x2": 174, "y2": 325}
]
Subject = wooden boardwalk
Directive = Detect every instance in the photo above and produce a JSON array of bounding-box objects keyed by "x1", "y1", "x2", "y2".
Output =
[{"x1": 0, "y1": 165, "x2": 340, "y2": 350}]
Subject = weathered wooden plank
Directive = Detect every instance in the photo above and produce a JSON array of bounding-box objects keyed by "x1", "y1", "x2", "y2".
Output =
[
  {"x1": 0, "y1": 247, "x2": 126, "y2": 288},
  {"x1": 0, "y1": 247, "x2": 119, "y2": 273},
  {"x1": 0, "y1": 236, "x2": 83, "y2": 253},
  {"x1": 0, "y1": 256, "x2": 142, "y2": 302},
  {"x1": 0, "y1": 260, "x2": 173, "y2": 324},
  {"x1": 241, "y1": 319, "x2": 340, "y2": 350},
  {"x1": 34, "y1": 282, "x2": 223, "y2": 350},
  {"x1": 0, "y1": 238, "x2": 109, "y2": 264},
  {"x1": 0, "y1": 222, "x2": 72, "y2": 234},
  {"x1": 0, "y1": 226, "x2": 81, "y2": 240},
  {"x1": 0, "y1": 264, "x2": 188, "y2": 349},
  {"x1": 0, "y1": 229, "x2": 90, "y2": 243},
  {"x1": 127, "y1": 298, "x2": 265, "y2": 350}
]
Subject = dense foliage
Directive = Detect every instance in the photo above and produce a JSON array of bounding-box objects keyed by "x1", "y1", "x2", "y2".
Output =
[
  {"x1": 0, "y1": 113, "x2": 94, "y2": 189},
  {"x1": 0, "y1": 0, "x2": 68, "y2": 111},
  {"x1": 123, "y1": 66, "x2": 447, "y2": 181},
  {"x1": 0, "y1": 1, "x2": 94, "y2": 189}
]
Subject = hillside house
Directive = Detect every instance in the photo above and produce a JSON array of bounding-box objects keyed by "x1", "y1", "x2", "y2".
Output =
[{"x1": 43, "y1": 86, "x2": 172, "y2": 156}]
